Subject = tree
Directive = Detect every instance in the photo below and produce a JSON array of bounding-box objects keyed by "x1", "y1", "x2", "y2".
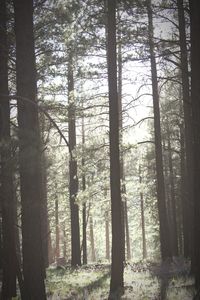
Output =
[
  {"x1": 147, "y1": 0, "x2": 171, "y2": 260},
  {"x1": 177, "y1": 0, "x2": 193, "y2": 258},
  {"x1": 117, "y1": 9, "x2": 131, "y2": 261},
  {"x1": 0, "y1": 0, "x2": 17, "y2": 297},
  {"x1": 13, "y1": 0, "x2": 46, "y2": 298},
  {"x1": 139, "y1": 165, "x2": 147, "y2": 259},
  {"x1": 107, "y1": 0, "x2": 124, "y2": 297},
  {"x1": 189, "y1": 0, "x2": 200, "y2": 290},
  {"x1": 55, "y1": 188, "x2": 60, "y2": 261},
  {"x1": 68, "y1": 51, "x2": 81, "y2": 267},
  {"x1": 81, "y1": 114, "x2": 87, "y2": 265}
]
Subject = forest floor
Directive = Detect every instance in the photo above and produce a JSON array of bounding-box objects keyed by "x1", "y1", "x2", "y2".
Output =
[{"x1": 46, "y1": 259, "x2": 195, "y2": 300}]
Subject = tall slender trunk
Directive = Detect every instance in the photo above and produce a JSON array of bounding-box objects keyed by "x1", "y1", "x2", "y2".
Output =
[
  {"x1": 0, "y1": 216, "x2": 2, "y2": 270},
  {"x1": 139, "y1": 166, "x2": 147, "y2": 259},
  {"x1": 179, "y1": 123, "x2": 185, "y2": 255},
  {"x1": 105, "y1": 210, "x2": 110, "y2": 261},
  {"x1": 107, "y1": 0, "x2": 124, "y2": 296},
  {"x1": 124, "y1": 199, "x2": 131, "y2": 260},
  {"x1": 68, "y1": 53, "x2": 81, "y2": 267},
  {"x1": 82, "y1": 203, "x2": 87, "y2": 264},
  {"x1": 82, "y1": 115, "x2": 87, "y2": 265},
  {"x1": 147, "y1": 0, "x2": 171, "y2": 260},
  {"x1": 167, "y1": 126, "x2": 178, "y2": 256},
  {"x1": 177, "y1": 0, "x2": 193, "y2": 259},
  {"x1": 63, "y1": 226, "x2": 67, "y2": 260},
  {"x1": 89, "y1": 216, "x2": 96, "y2": 262},
  {"x1": 55, "y1": 194, "x2": 60, "y2": 261},
  {"x1": 0, "y1": 0, "x2": 16, "y2": 297},
  {"x1": 117, "y1": 9, "x2": 131, "y2": 262},
  {"x1": 41, "y1": 154, "x2": 49, "y2": 269},
  {"x1": 189, "y1": 0, "x2": 200, "y2": 289},
  {"x1": 117, "y1": 13, "x2": 126, "y2": 263},
  {"x1": 13, "y1": 0, "x2": 46, "y2": 298},
  {"x1": 167, "y1": 125, "x2": 179, "y2": 256}
]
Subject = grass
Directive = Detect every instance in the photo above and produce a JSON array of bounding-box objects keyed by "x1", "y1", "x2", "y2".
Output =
[{"x1": 46, "y1": 261, "x2": 195, "y2": 299}]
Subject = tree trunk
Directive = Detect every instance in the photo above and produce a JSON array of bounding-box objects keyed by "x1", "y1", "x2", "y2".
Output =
[
  {"x1": 179, "y1": 123, "x2": 185, "y2": 255},
  {"x1": 124, "y1": 196, "x2": 131, "y2": 261},
  {"x1": 0, "y1": 216, "x2": 2, "y2": 270},
  {"x1": 13, "y1": 0, "x2": 46, "y2": 298},
  {"x1": 82, "y1": 115, "x2": 87, "y2": 265},
  {"x1": 117, "y1": 14, "x2": 126, "y2": 263},
  {"x1": 68, "y1": 53, "x2": 81, "y2": 267},
  {"x1": 189, "y1": 0, "x2": 200, "y2": 289},
  {"x1": 147, "y1": 0, "x2": 171, "y2": 260},
  {"x1": 41, "y1": 154, "x2": 49, "y2": 269},
  {"x1": 167, "y1": 126, "x2": 178, "y2": 256},
  {"x1": 82, "y1": 203, "x2": 87, "y2": 264},
  {"x1": 63, "y1": 226, "x2": 67, "y2": 260},
  {"x1": 55, "y1": 195, "x2": 60, "y2": 261},
  {"x1": 107, "y1": 0, "x2": 124, "y2": 296},
  {"x1": 139, "y1": 166, "x2": 147, "y2": 260},
  {"x1": 105, "y1": 210, "x2": 110, "y2": 261},
  {"x1": 89, "y1": 216, "x2": 96, "y2": 262},
  {"x1": 177, "y1": 0, "x2": 193, "y2": 259},
  {"x1": 0, "y1": 0, "x2": 16, "y2": 297}
]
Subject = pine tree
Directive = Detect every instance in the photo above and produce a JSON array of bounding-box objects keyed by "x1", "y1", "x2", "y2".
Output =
[
  {"x1": 13, "y1": 0, "x2": 46, "y2": 297},
  {"x1": 107, "y1": 0, "x2": 124, "y2": 297}
]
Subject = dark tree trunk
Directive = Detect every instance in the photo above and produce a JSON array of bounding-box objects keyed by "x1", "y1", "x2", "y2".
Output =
[
  {"x1": 147, "y1": 0, "x2": 171, "y2": 260},
  {"x1": 177, "y1": 0, "x2": 193, "y2": 259},
  {"x1": 82, "y1": 203, "x2": 87, "y2": 265},
  {"x1": 0, "y1": 216, "x2": 2, "y2": 270},
  {"x1": 68, "y1": 53, "x2": 81, "y2": 267},
  {"x1": 117, "y1": 17, "x2": 126, "y2": 263},
  {"x1": 0, "y1": 0, "x2": 17, "y2": 297},
  {"x1": 117, "y1": 11, "x2": 131, "y2": 262},
  {"x1": 139, "y1": 166, "x2": 147, "y2": 260},
  {"x1": 13, "y1": 0, "x2": 46, "y2": 298},
  {"x1": 89, "y1": 216, "x2": 96, "y2": 262},
  {"x1": 179, "y1": 123, "x2": 185, "y2": 255},
  {"x1": 107, "y1": 0, "x2": 124, "y2": 297},
  {"x1": 189, "y1": 0, "x2": 200, "y2": 289}
]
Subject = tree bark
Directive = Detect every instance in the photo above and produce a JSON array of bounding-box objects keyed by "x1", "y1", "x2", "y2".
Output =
[
  {"x1": 68, "y1": 53, "x2": 81, "y2": 267},
  {"x1": 0, "y1": 216, "x2": 2, "y2": 270},
  {"x1": 147, "y1": 0, "x2": 171, "y2": 260},
  {"x1": 179, "y1": 123, "x2": 185, "y2": 255},
  {"x1": 117, "y1": 15, "x2": 126, "y2": 263},
  {"x1": 107, "y1": 0, "x2": 124, "y2": 297},
  {"x1": 189, "y1": 0, "x2": 200, "y2": 289},
  {"x1": 13, "y1": 0, "x2": 46, "y2": 298},
  {"x1": 0, "y1": 0, "x2": 16, "y2": 297},
  {"x1": 82, "y1": 203, "x2": 87, "y2": 264},
  {"x1": 177, "y1": 0, "x2": 193, "y2": 259}
]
